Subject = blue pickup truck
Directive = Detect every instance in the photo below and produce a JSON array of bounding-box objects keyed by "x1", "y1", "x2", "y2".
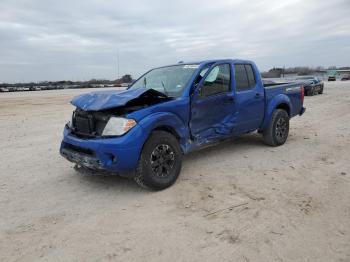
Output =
[{"x1": 60, "y1": 59, "x2": 305, "y2": 190}]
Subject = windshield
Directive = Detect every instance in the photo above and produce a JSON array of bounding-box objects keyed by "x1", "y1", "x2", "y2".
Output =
[{"x1": 129, "y1": 64, "x2": 199, "y2": 97}]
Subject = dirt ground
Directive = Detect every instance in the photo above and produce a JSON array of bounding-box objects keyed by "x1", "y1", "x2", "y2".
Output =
[{"x1": 0, "y1": 82, "x2": 349, "y2": 262}]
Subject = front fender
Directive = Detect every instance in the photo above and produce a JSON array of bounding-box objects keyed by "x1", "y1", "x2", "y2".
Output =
[
  {"x1": 261, "y1": 94, "x2": 292, "y2": 130},
  {"x1": 138, "y1": 112, "x2": 191, "y2": 153}
]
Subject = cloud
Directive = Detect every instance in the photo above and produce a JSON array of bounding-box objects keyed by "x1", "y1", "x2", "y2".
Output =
[{"x1": 0, "y1": 0, "x2": 349, "y2": 82}]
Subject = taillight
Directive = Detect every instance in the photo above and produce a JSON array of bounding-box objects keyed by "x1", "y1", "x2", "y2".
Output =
[{"x1": 301, "y1": 85, "x2": 304, "y2": 103}]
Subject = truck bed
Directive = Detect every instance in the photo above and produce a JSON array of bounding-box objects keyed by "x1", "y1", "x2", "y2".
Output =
[
  {"x1": 264, "y1": 82, "x2": 304, "y2": 118},
  {"x1": 263, "y1": 82, "x2": 290, "y2": 87}
]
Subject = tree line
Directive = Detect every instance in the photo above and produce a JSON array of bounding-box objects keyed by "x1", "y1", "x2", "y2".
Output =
[
  {"x1": 261, "y1": 66, "x2": 350, "y2": 78},
  {"x1": 0, "y1": 74, "x2": 133, "y2": 87}
]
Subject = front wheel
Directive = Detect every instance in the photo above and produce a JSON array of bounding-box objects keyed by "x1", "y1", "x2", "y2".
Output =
[
  {"x1": 134, "y1": 131, "x2": 182, "y2": 190},
  {"x1": 262, "y1": 109, "x2": 290, "y2": 146}
]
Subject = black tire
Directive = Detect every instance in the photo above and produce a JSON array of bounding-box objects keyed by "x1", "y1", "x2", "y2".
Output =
[
  {"x1": 134, "y1": 131, "x2": 182, "y2": 190},
  {"x1": 308, "y1": 87, "x2": 315, "y2": 96},
  {"x1": 262, "y1": 109, "x2": 289, "y2": 146},
  {"x1": 319, "y1": 86, "x2": 324, "y2": 94},
  {"x1": 305, "y1": 88, "x2": 311, "y2": 96}
]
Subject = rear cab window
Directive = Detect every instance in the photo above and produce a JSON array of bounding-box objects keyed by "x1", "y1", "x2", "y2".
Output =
[{"x1": 234, "y1": 64, "x2": 256, "y2": 92}]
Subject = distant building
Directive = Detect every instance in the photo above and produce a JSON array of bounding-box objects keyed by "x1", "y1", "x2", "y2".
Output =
[{"x1": 261, "y1": 68, "x2": 284, "y2": 78}]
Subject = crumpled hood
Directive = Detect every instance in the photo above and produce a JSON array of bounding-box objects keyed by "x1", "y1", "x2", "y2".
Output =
[{"x1": 71, "y1": 87, "x2": 167, "y2": 111}]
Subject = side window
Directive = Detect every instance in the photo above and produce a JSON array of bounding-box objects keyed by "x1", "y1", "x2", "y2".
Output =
[
  {"x1": 245, "y1": 64, "x2": 256, "y2": 87},
  {"x1": 200, "y1": 64, "x2": 231, "y2": 97},
  {"x1": 234, "y1": 64, "x2": 256, "y2": 91},
  {"x1": 234, "y1": 64, "x2": 249, "y2": 91}
]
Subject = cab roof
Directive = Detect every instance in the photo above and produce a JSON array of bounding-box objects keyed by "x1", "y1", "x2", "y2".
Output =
[{"x1": 164, "y1": 59, "x2": 255, "y2": 68}]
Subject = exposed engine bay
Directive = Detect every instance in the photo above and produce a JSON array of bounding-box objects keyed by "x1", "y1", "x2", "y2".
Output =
[{"x1": 70, "y1": 88, "x2": 171, "y2": 138}]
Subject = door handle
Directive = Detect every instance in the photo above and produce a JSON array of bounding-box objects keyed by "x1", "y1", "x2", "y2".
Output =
[
  {"x1": 224, "y1": 97, "x2": 234, "y2": 104},
  {"x1": 255, "y1": 93, "x2": 260, "y2": 98}
]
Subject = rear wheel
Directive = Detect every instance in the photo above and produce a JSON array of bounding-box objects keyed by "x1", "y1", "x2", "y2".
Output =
[
  {"x1": 262, "y1": 109, "x2": 289, "y2": 146},
  {"x1": 308, "y1": 87, "x2": 315, "y2": 96},
  {"x1": 134, "y1": 131, "x2": 182, "y2": 190},
  {"x1": 319, "y1": 86, "x2": 324, "y2": 94},
  {"x1": 305, "y1": 88, "x2": 311, "y2": 96}
]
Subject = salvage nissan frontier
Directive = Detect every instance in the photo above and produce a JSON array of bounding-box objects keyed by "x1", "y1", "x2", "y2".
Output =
[{"x1": 60, "y1": 59, "x2": 306, "y2": 190}]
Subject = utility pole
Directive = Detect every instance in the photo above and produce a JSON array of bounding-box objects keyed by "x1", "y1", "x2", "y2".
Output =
[{"x1": 117, "y1": 48, "x2": 120, "y2": 80}]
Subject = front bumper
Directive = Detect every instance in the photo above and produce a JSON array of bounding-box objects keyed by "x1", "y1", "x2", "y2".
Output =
[
  {"x1": 61, "y1": 143, "x2": 105, "y2": 171},
  {"x1": 60, "y1": 125, "x2": 147, "y2": 177}
]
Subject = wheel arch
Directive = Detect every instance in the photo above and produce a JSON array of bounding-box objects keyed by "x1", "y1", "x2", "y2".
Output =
[
  {"x1": 138, "y1": 112, "x2": 191, "y2": 154},
  {"x1": 276, "y1": 103, "x2": 290, "y2": 116},
  {"x1": 260, "y1": 94, "x2": 292, "y2": 130},
  {"x1": 153, "y1": 125, "x2": 181, "y2": 141}
]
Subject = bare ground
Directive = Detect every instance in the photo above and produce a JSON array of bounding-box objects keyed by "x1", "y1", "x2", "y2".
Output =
[{"x1": 0, "y1": 82, "x2": 349, "y2": 262}]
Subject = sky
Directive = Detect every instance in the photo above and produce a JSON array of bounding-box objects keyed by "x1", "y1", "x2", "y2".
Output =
[{"x1": 0, "y1": 0, "x2": 350, "y2": 83}]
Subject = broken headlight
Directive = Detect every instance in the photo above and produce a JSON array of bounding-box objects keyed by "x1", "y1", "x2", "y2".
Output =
[
  {"x1": 102, "y1": 117, "x2": 137, "y2": 136},
  {"x1": 67, "y1": 113, "x2": 74, "y2": 129}
]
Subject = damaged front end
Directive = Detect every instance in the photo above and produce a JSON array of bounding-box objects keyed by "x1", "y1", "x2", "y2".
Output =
[
  {"x1": 60, "y1": 142, "x2": 104, "y2": 170},
  {"x1": 71, "y1": 87, "x2": 170, "y2": 111},
  {"x1": 60, "y1": 87, "x2": 172, "y2": 176},
  {"x1": 68, "y1": 87, "x2": 171, "y2": 138}
]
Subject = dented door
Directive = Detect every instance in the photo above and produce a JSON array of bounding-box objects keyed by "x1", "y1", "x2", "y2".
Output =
[{"x1": 190, "y1": 63, "x2": 237, "y2": 144}]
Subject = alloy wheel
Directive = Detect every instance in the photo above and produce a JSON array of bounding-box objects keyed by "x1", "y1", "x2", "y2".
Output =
[{"x1": 150, "y1": 144, "x2": 175, "y2": 177}]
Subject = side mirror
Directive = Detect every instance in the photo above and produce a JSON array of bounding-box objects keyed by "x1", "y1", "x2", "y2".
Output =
[
  {"x1": 192, "y1": 81, "x2": 209, "y2": 98},
  {"x1": 198, "y1": 86, "x2": 203, "y2": 97}
]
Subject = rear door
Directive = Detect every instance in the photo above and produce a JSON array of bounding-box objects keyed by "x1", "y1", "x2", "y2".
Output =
[
  {"x1": 190, "y1": 63, "x2": 237, "y2": 143},
  {"x1": 233, "y1": 63, "x2": 264, "y2": 133}
]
